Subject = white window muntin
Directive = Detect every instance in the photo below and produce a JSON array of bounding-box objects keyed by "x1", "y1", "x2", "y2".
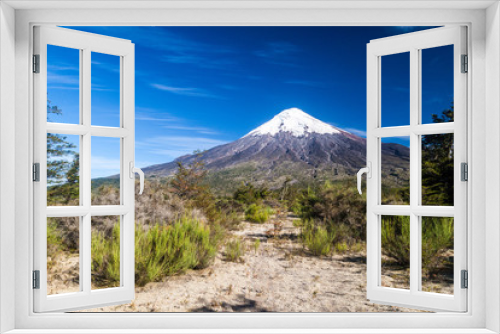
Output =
[
  {"x1": 33, "y1": 26, "x2": 136, "y2": 312},
  {"x1": 366, "y1": 26, "x2": 467, "y2": 312}
]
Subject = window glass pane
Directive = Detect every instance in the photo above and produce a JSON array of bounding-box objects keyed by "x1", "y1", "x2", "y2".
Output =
[
  {"x1": 421, "y1": 45, "x2": 454, "y2": 125},
  {"x1": 47, "y1": 133, "x2": 80, "y2": 206},
  {"x1": 91, "y1": 216, "x2": 120, "y2": 290},
  {"x1": 91, "y1": 137, "x2": 121, "y2": 206},
  {"x1": 381, "y1": 52, "x2": 410, "y2": 127},
  {"x1": 47, "y1": 45, "x2": 80, "y2": 124},
  {"x1": 421, "y1": 217, "x2": 454, "y2": 295},
  {"x1": 91, "y1": 52, "x2": 120, "y2": 127},
  {"x1": 422, "y1": 134, "x2": 454, "y2": 206},
  {"x1": 381, "y1": 137, "x2": 410, "y2": 205},
  {"x1": 381, "y1": 215, "x2": 410, "y2": 290},
  {"x1": 47, "y1": 217, "x2": 80, "y2": 295}
]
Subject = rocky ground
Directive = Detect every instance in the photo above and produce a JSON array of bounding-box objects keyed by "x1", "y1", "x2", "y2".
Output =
[{"x1": 49, "y1": 215, "x2": 452, "y2": 312}]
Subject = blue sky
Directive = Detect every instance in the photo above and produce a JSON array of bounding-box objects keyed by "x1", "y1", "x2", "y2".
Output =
[{"x1": 47, "y1": 26, "x2": 453, "y2": 178}]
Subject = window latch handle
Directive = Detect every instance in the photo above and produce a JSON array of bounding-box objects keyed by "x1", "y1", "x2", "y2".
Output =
[
  {"x1": 357, "y1": 162, "x2": 371, "y2": 195},
  {"x1": 129, "y1": 161, "x2": 145, "y2": 195}
]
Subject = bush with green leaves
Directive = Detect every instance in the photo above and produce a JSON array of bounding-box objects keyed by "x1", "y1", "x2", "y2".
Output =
[
  {"x1": 233, "y1": 182, "x2": 270, "y2": 205},
  {"x1": 89, "y1": 217, "x2": 221, "y2": 288},
  {"x1": 134, "y1": 217, "x2": 221, "y2": 286},
  {"x1": 297, "y1": 180, "x2": 366, "y2": 243},
  {"x1": 381, "y1": 216, "x2": 453, "y2": 275},
  {"x1": 245, "y1": 204, "x2": 273, "y2": 223},
  {"x1": 225, "y1": 238, "x2": 245, "y2": 262},
  {"x1": 422, "y1": 217, "x2": 454, "y2": 274},
  {"x1": 91, "y1": 223, "x2": 121, "y2": 288},
  {"x1": 302, "y1": 220, "x2": 334, "y2": 256},
  {"x1": 381, "y1": 216, "x2": 411, "y2": 266}
]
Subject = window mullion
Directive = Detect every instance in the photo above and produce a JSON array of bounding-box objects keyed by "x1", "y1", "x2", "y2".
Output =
[
  {"x1": 82, "y1": 47, "x2": 92, "y2": 295},
  {"x1": 409, "y1": 47, "x2": 420, "y2": 295}
]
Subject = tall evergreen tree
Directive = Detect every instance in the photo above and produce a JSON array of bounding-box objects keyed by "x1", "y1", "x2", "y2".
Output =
[
  {"x1": 46, "y1": 99, "x2": 79, "y2": 204},
  {"x1": 421, "y1": 105, "x2": 454, "y2": 206}
]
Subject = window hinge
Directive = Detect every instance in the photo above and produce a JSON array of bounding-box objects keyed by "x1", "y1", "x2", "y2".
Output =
[
  {"x1": 33, "y1": 163, "x2": 40, "y2": 182},
  {"x1": 33, "y1": 270, "x2": 40, "y2": 289},
  {"x1": 461, "y1": 270, "x2": 468, "y2": 289},
  {"x1": 461, "y1": 54, "x2": 468, "y2": 73},
  {"x1": 33, "y1": 54, "x2": 40, "y2": 73},
  {"x1": 461, "y1": 162, "x2": 468, "y2": 182}
]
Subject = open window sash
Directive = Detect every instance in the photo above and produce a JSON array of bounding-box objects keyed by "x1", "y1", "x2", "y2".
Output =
[
  {"x1": 365, "y1": 26, "x2": 467, "y2": 312},
  {"x1": 33, "y1": 26, "x2": 136, "y2": 312}
]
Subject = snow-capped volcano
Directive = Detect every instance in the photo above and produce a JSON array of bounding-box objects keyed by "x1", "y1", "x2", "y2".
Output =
[
  {"x1": 142, "y1": 108, "x2": 409, "y2": 193},
  {"x1": 244, "y1": 108, "x2": 345, "y2": 138}
]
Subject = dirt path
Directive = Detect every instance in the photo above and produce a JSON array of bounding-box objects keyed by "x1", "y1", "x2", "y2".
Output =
[{"x1": 79, "y1": 215, "x2": 421, "y2": 312}]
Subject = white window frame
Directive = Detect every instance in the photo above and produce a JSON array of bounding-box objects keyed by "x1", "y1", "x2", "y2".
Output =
[
  {"x1": 0, "y1": 1, "x2": 498, "y2": 333},
  {"x1": 33, "y1": 26, "x2": 136, "y2": 312},
  {"x1": 365, "y1": 26, "x2": 467, "y2": 312}
]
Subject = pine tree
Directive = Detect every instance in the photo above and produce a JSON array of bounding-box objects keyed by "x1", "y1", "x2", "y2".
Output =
[
  {"x1": 46, "y1": 99, "x2": 79, "y2": 204},
  {"x1": 421, "y1": 105, "x2": 454, "y2": 206}
]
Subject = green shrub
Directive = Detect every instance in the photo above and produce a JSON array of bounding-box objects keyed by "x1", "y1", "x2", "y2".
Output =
[
  {"x1": 89, "y1": 217, "x2": 220, "y2": 287},
  {"x1": 296, "y1": 180, "x2": 367, "y2": 243},
  {"x1": 302, "y1": 221, "x2": 334, "y2": 256},
  {"x1": 335, "y1": 241, "x2": 349, "y2": 253},
  {"x1": 381, "y1": 216, "x2": 410, "y2": 266},
  {"x1": 91, "y1": 223, "x2": 121, "y2": 288},
  {"x1": 225, "y1": 238, "x2": 245, "y2": 262},
  {"x1": 253, "y1": 239, "x2": 261, "y2": 254},
  {"x1": 422, "y1": 217, "x2": 454, "y2": 274},
  {"x1": 233, "y1": 183, "x2": 270, "y2": 205},
  {"x1": 381, "y1": 216, "x2": 453, "y2": 274},
  {"x1": 134, "y1": 217, "x2": 219, "y2": 286},
  {"x1": 245, "y1": 204, "x2": 273, "y2": 223}
]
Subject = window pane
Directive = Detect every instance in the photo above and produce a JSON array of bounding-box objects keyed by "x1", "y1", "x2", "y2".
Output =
[
  {"x1": 91, "y1": 52, "x2": 120, "y2": 127},
  {"x1": 91, "y1": 136, "x2": 121, "y2": 206},
  {"x1": 381, "y1": 52, "x2": 410, "y2": 127},
  {"x1": 381, "y1": 215, "x2": 410, "y2": 290},
  {"x1": 47, "y1": 217, "x2": 80, "y2": 295},
  {"x1": 421, "y1": 217, "x2": 454, "y2": 295},
  {"x1": 91, "y1": 216, "x2": 120, "y2": 290},
  {"x1": 421, "y1": 45, "x2": 454, "y2": 125},
  {"x1": 422, "y1": 134, "x2": 454, "y2": 206},
  {"x1": 381, "y1": 137, "x2": 410, "y2": 205},
  {"x1": 47, "y1": 133, "x2": 80, "y2": 206},
  {"x1": 47, "y1": 45, "x2": 80, "y2": 124}
]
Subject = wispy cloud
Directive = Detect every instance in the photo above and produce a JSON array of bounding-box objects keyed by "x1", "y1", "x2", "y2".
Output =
[
  {"x1": 163, "y1": 125, "x2": 219, "y2": 135},
  {"x1": 161, "y1": 54, "x2": 236, "y2": 70},
  {"x1": 48, "y1": 64, "x2": 78, "y2": 71},
  {"x1": 47, "y1": 73, "x2": 79, "y2": 86},
  {"x1": 91, "y1": 57, "x2": 121, "y2": 74},
  {"x1": 137, "y1": 136, "x2": 227, "y2": 162},
  {"x1": 97, "y1": 27, "x2": 237, "y2": 71},
  {"x1": 254, "y1": 41, "x2": 300, "y2": 67},
  {"x1": 344, "y1": 127, "x2": 367, "y2": 137},
  {"x1": 151, "y1": 83, "x2": 221, "y2": 99},
  {"x1": 255, "y1": 41, "x2": 299, "y2": 58},
  {"x1": 284, "y1": 80, "x2": 323, "y2": 87},
  {"x1": 135, "y1": 106, "x2": 181, "y2": 123},
  {"x1": 136, "y1": 107, "x2": 219, "y2": 135},
  {"x1": 136, "y1": 115, "x2": 178, "y2": 122},
  {"x1": 91, "y1": 156, "x2": 121, "y2": 178}
]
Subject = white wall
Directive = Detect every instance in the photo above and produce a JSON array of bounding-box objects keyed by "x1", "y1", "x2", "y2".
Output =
[
  {"x1": 486, "y1": 2, "x2": 500, "y2": 333},
  {"x1": 0, "y1": 2, "x2": 16, "y2": 333}
]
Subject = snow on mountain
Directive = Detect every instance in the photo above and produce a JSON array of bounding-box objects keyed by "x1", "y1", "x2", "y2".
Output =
[
  {"x1": 243, "y1": 108, "x2": 346, "y2": 138},
  {"x1": 141, "y1": 107, "x2": 409, "y2": 193}
]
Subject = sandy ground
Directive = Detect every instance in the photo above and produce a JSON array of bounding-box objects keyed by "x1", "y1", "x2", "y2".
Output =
[
  {"x1": 51, "y1": 215, "x2": 434, "y2": 313},
  {"x1": 49, "y1": 215, "x2": 453, "y2": 312}
]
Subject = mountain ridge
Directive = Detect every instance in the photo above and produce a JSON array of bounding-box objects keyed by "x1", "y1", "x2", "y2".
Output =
[{"x1": 141, "y1": 108, "x2": 409, "y2": 192}]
